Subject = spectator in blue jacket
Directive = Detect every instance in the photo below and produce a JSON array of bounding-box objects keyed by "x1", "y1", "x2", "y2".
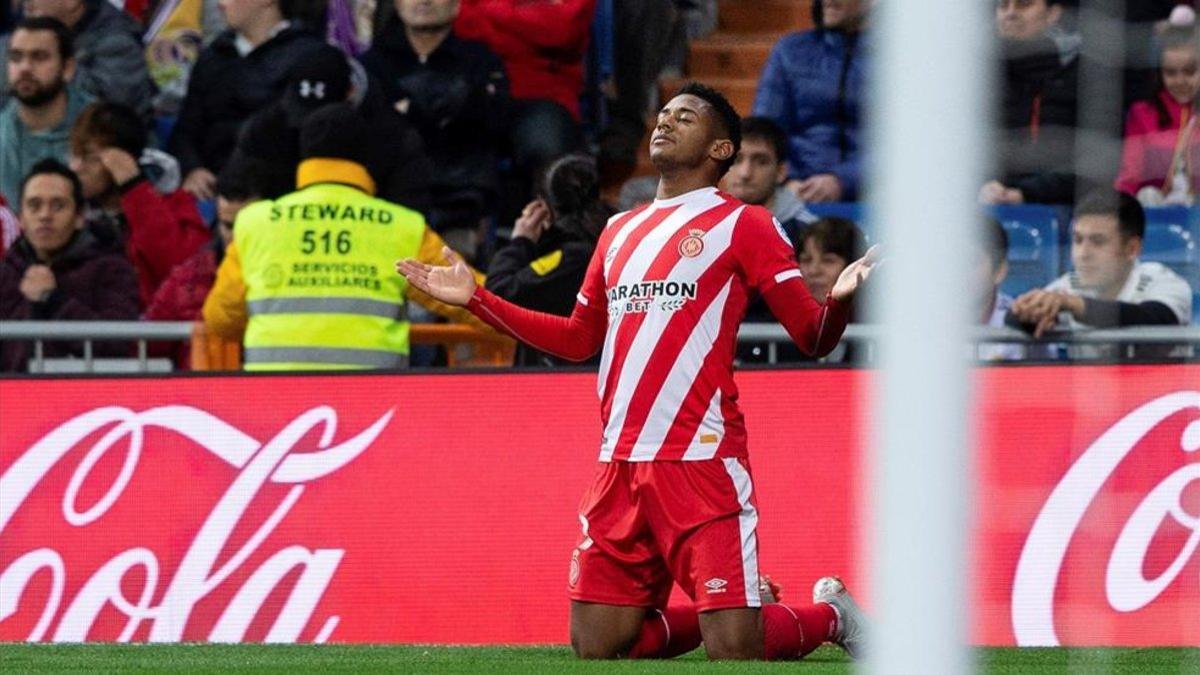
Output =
[{"x1": 751, "y1": 0, "x2": 869, "y2": 203}]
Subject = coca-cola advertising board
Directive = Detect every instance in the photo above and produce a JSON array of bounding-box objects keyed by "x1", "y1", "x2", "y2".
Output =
[{"x1": 0, "y1": 365, "x2": 1196, "y2": 646}]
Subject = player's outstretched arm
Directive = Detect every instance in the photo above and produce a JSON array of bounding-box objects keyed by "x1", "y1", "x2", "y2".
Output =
[{"x1": 396, "y1": 248, "x2": 607, "y2": 361}]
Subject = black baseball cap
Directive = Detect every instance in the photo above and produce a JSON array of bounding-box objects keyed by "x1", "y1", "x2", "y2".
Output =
[{"x1": 281, "y1": 45, "x2": 352, "y2": 128}]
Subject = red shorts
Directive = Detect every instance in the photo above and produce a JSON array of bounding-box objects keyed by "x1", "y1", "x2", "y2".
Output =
[{"x1": 567, "y1": 457, "x2": 762, "y2": 612}]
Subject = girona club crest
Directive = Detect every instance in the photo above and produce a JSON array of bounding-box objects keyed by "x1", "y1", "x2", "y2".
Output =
[{"x1": 678, "y1": 229, "x2": 705, "y2": 258}]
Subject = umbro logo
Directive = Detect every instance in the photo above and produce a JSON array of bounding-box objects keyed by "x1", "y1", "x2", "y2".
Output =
[{"x1": 705, "y1": 578, "x2": 728, "y2": 594}]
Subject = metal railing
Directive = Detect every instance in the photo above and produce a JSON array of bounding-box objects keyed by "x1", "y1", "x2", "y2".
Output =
[
  {"x1": 0, "y1": 321, "x2": 515, "y2": 373},
  {"x1": 0, "y1": 321, "x2": 193, "y2": 373},
  {"x1": 737, "y1": 323, "x2": 1200, "y2": 363},
  {"x1": 1, "y1": 321, "x2": 1198, "y2": 372}
]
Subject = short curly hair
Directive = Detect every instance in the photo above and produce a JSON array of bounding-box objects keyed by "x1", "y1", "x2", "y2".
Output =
[{"x1": 674, "y1": 81, "x2": 742, "y2": 176}]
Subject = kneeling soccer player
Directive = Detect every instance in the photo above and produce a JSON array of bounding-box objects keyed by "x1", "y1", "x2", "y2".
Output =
[{"x1": 398, "y1": 82, "x2": 876, "y2": 660}]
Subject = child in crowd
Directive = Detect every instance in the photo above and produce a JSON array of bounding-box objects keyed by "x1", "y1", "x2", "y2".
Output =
[{"x1": 1116, "y1": 26, "x2": 1200, "y2": 205}]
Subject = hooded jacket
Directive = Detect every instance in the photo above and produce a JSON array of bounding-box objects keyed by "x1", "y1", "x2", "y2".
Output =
[
  {"x1": 71, "y1": 0, "x2": 156, "y2": 120},
  {"x1": 1115, "y1": 90, "x2": 1200, "y2": 198},
  {"x1": 169, "y1": 24, "x2": 328, "y2": 176},
  {"x1": 752, "y1": 9, "x2": 866, "y2": 199},
  {"x1": 0, "y1": 229, "x2": 139, "y2": 371},
  {"x1": 0, "y1": 85, "x2": 93, "y2": 205}
]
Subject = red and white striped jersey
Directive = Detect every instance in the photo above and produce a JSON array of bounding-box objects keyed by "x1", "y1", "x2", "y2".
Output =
[{"x1": 469, "y1": 186, "x2": 849, "y2": 462}]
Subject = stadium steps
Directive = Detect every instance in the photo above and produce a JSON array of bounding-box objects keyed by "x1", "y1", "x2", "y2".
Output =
[
  {"x1": 617, "y1": 0, "x2": 812, "y2": 191},
  {"x1": 687, "y1": 33, "x2": 779, "y2": 80},
  {"x1": 715, "y1": 0, "x2": 813, "y2": 34}
]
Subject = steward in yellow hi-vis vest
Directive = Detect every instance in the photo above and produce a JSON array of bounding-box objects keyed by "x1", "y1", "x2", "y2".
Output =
[{"x1": 202, "y1": 104, "x2": 490, "y2": 370}]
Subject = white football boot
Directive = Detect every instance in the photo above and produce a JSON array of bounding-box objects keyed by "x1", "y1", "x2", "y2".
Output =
[{"x1": 812, "y1": 576, "x2": 868, "y2": 659}]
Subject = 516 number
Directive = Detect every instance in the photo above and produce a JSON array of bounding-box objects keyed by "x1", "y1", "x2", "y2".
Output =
[{"x1": 301, "y1": 229, "x2": 352, "y2": 255}]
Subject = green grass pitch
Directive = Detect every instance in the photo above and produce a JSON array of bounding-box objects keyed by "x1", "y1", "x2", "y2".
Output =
[{"x1": 2, "y1": 644, "x2": 1199, "y2": 673}]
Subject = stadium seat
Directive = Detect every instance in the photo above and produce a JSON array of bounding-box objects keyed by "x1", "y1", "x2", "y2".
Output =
[
  {"x1": 805, "y1": 202, "x2": 874, "y2": 241},
  {"x1": 806, "y1": 203, "x2": 1062, "y2": 296},
  {"x1": 990, "y1": 204, "x2": 1065, "y2": 298},
  {"x1": 1142, "y1": 206, "x2": 1199, "y2": 317},
  {"x1": 806, "y1": 202, "x2": 867, "y2": 225}
]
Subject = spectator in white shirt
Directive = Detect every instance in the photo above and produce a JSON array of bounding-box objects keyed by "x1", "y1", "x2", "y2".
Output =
[{"x1": 1008, "y1": 191, "x2": 1192, "y2": 358}]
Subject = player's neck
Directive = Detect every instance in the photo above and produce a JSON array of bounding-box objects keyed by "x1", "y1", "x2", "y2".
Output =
[{"x1": 655, "y1": 171, "x2": 715, "y2": 201}]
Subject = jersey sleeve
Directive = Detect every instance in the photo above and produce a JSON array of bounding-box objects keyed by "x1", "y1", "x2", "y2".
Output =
[
  {"x1": 734, "y1": 205, "x2": 851, "y2": 357},
  {"x1": 732, "y1": 206, "x2": 807, "y2": 295},
  {"x1": 466, "y1": 240, "x2": 608, "y2": 362}
]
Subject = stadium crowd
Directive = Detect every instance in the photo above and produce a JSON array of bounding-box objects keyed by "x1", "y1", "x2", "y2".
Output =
[{"x1": 0, "y1": 0, "x2": 1195, "y2": 372}]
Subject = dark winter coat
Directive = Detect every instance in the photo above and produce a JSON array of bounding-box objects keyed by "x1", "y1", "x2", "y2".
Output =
[
  {"x1": 361, "y1": 28, "x2": 511, "y2": 220},
  {"x1": 169, "y1": 25, "x2": 328, "y2": 176},
  {"x1": 485, "y1": 233, "x2": 597, "y2": 367},
  {"x1": 0, "y1": 230, "x2": 139, "y2": 371},
  {"x1": 997, "y1": 33, "x2": 1082, "y2": 204}
]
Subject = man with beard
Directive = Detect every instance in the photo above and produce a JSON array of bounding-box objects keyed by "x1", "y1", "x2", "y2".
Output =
[
  {"x1": 0, "y1": 17, "x2": 92, "y2": 206},
  {"x1": 0, "y1": 0, "x2": 155, "y2": 120}
]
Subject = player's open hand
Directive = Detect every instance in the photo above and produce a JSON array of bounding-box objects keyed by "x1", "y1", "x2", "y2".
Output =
[
  {"x1": 830, "y1": 244, "x2": 881, "y2": 303},
  {"x1": 395, "y1": 246, "x2": 477, "y2": 307}
]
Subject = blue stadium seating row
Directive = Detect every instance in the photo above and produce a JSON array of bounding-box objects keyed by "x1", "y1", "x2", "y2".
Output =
[{"x1": 807, "y1": 203, "x2": 1200, "y2": 317}]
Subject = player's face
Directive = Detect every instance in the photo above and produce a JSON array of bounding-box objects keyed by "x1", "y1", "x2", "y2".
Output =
[
  {"x1": 1070, "y1": 214, "x2": 1140, "y2": 292},
  {"x1": 19, "y1": 173, "x2": 83, "y2": 259},
  {"x1": 1162, "y1": 46, "x2": 1200, "y2": 105},
  {"x1": 798, "y1": 237, "x2": 848, "y2": 301},
  {"x1": 649, "y1": 94, "x2": 732, "y2": 173},
  {"x1": 996, "y1": 0, "x2": 1061, "y2": 41},
  {"x1": 724, "y1": 137, "x2": 786, "y2": 206}
]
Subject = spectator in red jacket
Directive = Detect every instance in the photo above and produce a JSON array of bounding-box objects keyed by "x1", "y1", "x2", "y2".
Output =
[
  {"x1": 454, "y1": 0, "x2": 587, "y2": 194},
  {"x1": 68, "y1": 101, "x2": 210, "y2": 307},
  {"x1": 146, "y1": 158, "x2": 259, "y2": 324},
  {"x1": 145, "y1": 157, "x2": 261, "y2": 368},
  {"x1": 0, "y1": 159, "x2": 139, "y2": 371},
  {"x1": 1115, "y1": 26, "x2": 1200, "y2": 205}
]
